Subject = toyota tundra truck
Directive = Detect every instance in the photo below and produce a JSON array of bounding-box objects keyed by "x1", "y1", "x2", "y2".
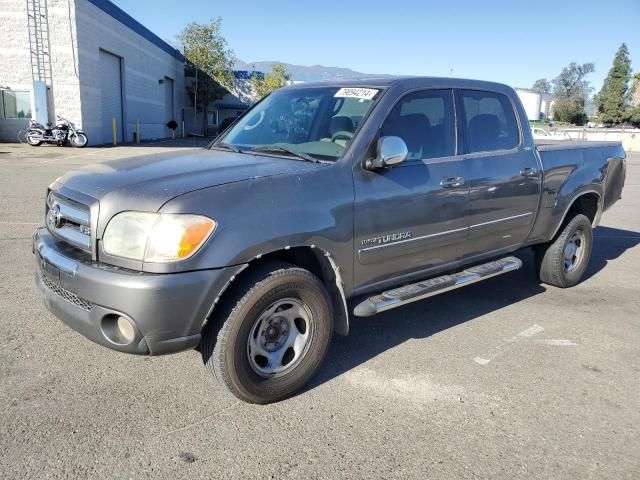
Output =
[{"x1": 34, "y1": 77, "x2": 626, "y2": 403}]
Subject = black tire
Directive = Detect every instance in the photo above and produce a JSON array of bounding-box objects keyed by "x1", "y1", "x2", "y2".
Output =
[
  {"x1": 70, "y1": 132, "x2": 88, "y2": 148},
  {"x1": 535, "y1": 214, "x2": 593, "y2": 288},
  {"x1": 201, "y1": 262, "x2": 333, "y2": 404}
]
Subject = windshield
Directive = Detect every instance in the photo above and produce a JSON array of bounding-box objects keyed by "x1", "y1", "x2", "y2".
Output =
[{"x1": 216, "y1": 86, "x2": 382, "y2": 161}]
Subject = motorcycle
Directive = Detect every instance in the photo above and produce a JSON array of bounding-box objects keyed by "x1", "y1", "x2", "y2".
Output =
[{"x1": 24, "y1": 115, "x2": 88, "y2": 148}]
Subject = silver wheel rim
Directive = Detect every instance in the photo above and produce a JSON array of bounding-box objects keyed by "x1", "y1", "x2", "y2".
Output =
[
  {"x1": 71, "y1": 134, "x2": 87, "y2": 147},
  {"x1": 247, "y1": 298, "x2": 314, "y2": 378},
  {"x1": 564, "y1": 230, "x2": 586, "y2": 272}
]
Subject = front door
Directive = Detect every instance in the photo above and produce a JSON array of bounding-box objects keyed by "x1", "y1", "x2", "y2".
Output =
[
  {"x1": 458, "y1": 89, "x2": 542, "y2": 258},
  {"x1": 353, "y1": 89, "x2": 468, "y2": 292}
]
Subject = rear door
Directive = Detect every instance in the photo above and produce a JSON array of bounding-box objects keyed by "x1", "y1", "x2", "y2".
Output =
[
  {"x1": 353, "y1": 89, "x2": 468, "y2": 291},
  {"x1": 458, "y1": 89, "x2": 541, "y2": 258}
]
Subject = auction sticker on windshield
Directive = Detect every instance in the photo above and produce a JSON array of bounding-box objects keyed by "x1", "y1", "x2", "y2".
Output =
[{"x1": 334, "y1": 88, "x2": 379, "y2": 100}]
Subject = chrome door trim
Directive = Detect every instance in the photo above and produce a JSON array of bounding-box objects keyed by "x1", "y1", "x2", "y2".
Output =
[
  {"x1": 359, "y1": 212, "x2": 534, "y2": 255},
  {"x1": 469, "y1": 212, "x2": 533, "y2": 230}
]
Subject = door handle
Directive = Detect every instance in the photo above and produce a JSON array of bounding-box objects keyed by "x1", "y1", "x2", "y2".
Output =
[
  {"x1": 520, "y1": 167, "x2": 538, "y2": 177},
  {"x1": 440, "y1": 176, "x2": 465, "y2": 188}
]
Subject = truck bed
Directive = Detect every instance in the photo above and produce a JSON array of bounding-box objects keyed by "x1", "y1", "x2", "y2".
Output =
[{"x1": 535, "y1": 139, "x2": 626, "y2": 215}]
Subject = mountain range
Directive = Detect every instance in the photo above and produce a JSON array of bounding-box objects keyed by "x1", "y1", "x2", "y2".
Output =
[{"x1": 234, "y1": 59, "x2": 389, "y2": 82}]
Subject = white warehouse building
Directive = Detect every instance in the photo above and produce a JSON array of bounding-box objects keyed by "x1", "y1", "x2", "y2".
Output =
[
  {"x1": 1, "y1": 0, "x2": 185, "y2": 144},
  {"x1": 514, "y1": 88, "x2": 542, "y2": 121}
]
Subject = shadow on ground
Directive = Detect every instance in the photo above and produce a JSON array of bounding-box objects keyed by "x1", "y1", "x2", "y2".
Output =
[
  {"x1": 309, "y1": 226, "x2": 640, "y2": 390},
  {"x1": 585, "y1": 226, "x2": 640, "y2": 281}
]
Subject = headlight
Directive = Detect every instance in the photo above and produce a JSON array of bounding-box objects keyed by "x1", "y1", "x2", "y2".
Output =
[{"x1": 103, "y1": 212, "x2": 216, "y2": 263}]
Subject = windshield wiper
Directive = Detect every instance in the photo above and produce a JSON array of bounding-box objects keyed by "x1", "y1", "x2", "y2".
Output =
[
  {"x1": 211, "y1": 142, "x2": 242, "y2": 153},
  {"x1": 251, "y1": 145, "x2": 320, "y2": 163}
]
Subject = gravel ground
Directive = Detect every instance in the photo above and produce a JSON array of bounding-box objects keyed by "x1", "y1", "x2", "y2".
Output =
[{"x1": 0, "y1": 141, "x2": 638, "y2": 479}]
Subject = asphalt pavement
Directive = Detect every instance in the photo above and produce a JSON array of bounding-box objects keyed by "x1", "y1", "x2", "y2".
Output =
[{"x1": 0, "y1": 141, "x2": 638, "y2": 479}]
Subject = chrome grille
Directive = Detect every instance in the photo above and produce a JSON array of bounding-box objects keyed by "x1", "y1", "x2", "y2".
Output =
[
  {"x1": 40, "y1": 273, "x2": 93, "y2": 312},
  {"x1": 46, "y1": 193, "x2": 91, "y2": 251}
]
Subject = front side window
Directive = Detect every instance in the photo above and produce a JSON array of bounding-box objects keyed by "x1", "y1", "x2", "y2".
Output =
[
  {"x1": 461, "y1": 90, "x2": 519, "y2": 153},
  {"x1": 380, "y1": 89, "x2": 456, "y2": 160},
  {"x1": 2, "y1": 90, "x2": 32, "y2": 119},
  {"x1": 218, "y1": 86, "x2": 381, "y2": 161}
]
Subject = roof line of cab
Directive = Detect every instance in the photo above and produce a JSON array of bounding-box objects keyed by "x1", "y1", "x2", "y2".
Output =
[{"x1": 284, "y1": 76, "x2": 514, "y2": 93}]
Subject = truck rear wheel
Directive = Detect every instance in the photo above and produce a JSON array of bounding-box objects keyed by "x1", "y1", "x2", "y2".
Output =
[
  {"x1": 535, "y1": 213, "x2": 593, "y2": 288},
  {"x1": 201, "y1": 262, "x2": 333, "y2": 404}
]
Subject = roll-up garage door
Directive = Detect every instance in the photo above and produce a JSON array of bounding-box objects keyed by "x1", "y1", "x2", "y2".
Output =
[{"x1": 99, "y1": 50, "x2": 123, "y2": 144}]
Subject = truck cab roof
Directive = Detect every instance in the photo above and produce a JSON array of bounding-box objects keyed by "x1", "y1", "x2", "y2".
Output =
[{"x1": 284, "y1": 76, "x2": 516, "y2": 94}]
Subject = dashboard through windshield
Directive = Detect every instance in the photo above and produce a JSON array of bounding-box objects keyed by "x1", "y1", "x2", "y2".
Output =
[{"x1": 216, "y1": 86, "x2": 382, "y2": 161}]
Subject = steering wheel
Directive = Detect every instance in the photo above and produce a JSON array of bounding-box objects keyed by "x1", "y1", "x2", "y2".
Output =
[
  {"x1": 331, "y1": 131, "x2": 354, "y2": 143},
  {"x1": 243, "y1": 110, "x2": 265, "y2": 131}
]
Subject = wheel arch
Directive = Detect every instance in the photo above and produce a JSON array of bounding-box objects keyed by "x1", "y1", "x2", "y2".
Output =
[
  {"x1": 204, "y1": 246, "x2": 350, "y2": 336},
  {"x1": 549, "y1": 189, "x2": 602, "y2": 241}
]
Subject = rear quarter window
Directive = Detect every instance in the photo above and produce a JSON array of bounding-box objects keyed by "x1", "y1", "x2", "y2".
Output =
[{"x1": 461, "y1": 90, "x2": 520, "y2": 153}]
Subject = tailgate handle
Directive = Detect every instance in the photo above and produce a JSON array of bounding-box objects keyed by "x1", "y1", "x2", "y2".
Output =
[
  {"x1": 520, "y1": 167, "x2": 538, "y2": 177},
  {"x1": 440, "y1": 176, "x2": 465, "y2": 188}
]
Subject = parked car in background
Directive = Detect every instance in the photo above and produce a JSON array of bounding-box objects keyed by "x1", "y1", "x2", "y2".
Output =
[
  {"x1": 532, "y1": 127, "x2": 572, "y2": 141},
  {"x1": 34, "y1": 77, "x2": 626, "y2": 403}
]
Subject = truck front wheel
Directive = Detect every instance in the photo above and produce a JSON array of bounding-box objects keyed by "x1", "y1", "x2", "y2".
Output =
[
  {"x1": 535, "y1": 214, "x2": 593, "y2": 288},
  {"x1": 201, "y1": 262, "x2": 333, "y2": 404}
]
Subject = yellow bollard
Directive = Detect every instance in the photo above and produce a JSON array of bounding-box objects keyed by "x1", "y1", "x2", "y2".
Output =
[
  {"x1": 136, "y1": 119, "x2": 140, "y2": 144},
  {"x1": 181, "y1": 121, "x2": 185, "y2": 138},
  {"x1": 112, "y1": 116, "x2": 117, "y2": 145}
]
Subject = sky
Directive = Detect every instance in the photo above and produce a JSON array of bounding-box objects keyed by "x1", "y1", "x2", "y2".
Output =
[{"x1": 111, "y1": 0, "x2": 640, "y2": 92}]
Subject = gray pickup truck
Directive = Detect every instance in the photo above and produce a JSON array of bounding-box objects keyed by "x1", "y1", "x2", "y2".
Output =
[{"x1": 34, "y1": 77, "x2": 626, "y2": 403}]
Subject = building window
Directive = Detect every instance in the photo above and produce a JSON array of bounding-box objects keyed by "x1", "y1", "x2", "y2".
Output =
[
  {"x1": 207, "y1": 110, "x2": 218, "y2": 125},
  {"x1": 2, "y1": 90, "x2": 32, "y2": 119}
]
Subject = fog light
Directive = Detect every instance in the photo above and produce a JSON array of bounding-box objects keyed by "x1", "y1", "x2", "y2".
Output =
[{"x1": 117, "y1": 316, "x2": 136, "y2": 343}]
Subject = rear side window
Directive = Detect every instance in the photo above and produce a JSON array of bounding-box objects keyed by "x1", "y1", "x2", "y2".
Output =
[
  {"x1": 461, "y1": 90, "x2": 520, "y2": 153},
  {"x1": 381, "y1": 89, "x2": 455, "y2": 160}
]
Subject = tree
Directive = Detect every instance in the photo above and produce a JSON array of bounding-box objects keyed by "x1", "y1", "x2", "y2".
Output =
[
  {"x1": 628, "y1": 73, "x2": 640, "y2": 126},
  {"x1": 532, "y1": 78, "x2": 551, "y2": 94},
  {"x1": 551, "y1": 62, "x2": 595, "y2": 124},
  {"x1": 178, "y1": 18, "x2": 235, "y2": 134},
  {"x1": 629, "y1": 105, "x2": 640, "y2": 127},
  {"x1": 595, "y1": 43, "x2": 632, "y2": 125},
  {"x1": 631, "y1": 72, "x2": 640, "y2": 107},
  {"x1": 251, "y1": 63, "x2": 291, "y2": 99}
]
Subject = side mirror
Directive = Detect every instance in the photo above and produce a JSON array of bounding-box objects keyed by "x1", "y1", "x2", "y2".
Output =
[{"x1": 365, "y1": 136, "x2": 408, "y2": 170}]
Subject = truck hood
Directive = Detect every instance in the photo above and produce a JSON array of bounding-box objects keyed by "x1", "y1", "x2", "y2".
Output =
[{"x1": 53, "y1": 148, "x2": 319, "y2": 214}]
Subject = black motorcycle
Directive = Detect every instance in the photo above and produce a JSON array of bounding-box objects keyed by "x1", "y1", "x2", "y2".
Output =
[{"x1": 23, "y1": 115, "x2": 88, "y2": 148}]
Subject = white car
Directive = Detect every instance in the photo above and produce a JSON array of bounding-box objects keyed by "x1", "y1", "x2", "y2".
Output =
[{"x1": 532, "y1": 127, "x2": 572, "y2": 141}]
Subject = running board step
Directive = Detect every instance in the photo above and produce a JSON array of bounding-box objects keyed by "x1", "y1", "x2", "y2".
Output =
[{"x1": 353, "y1": 256, "x2": 523, "y2": 317}]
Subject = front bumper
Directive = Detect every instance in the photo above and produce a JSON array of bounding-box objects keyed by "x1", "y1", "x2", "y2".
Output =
[{"x1": 33, "y1": 228, "x2": 246, "y2": 355}]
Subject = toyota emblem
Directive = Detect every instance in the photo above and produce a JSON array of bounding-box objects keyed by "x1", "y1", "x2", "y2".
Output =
[{"x1": 47, "y1": 204, "x2": 62, "y2": 229}]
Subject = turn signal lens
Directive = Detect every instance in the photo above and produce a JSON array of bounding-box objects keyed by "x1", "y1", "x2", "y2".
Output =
[{"x1": 145, "y1": 214, "x2": 216, "y2": 263}]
